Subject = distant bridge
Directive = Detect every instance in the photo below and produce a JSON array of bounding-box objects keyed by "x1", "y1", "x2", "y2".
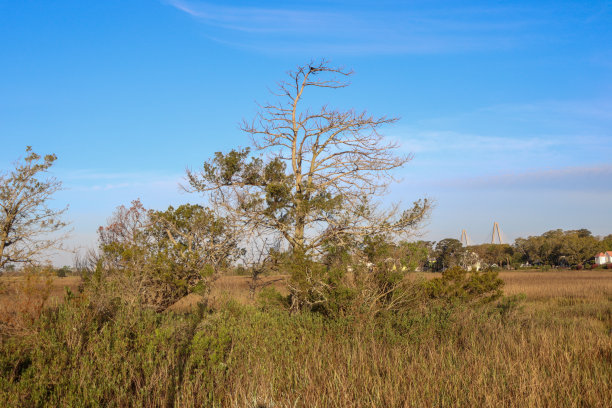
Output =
[{"x1": 460, "y1": 222, "x2": 505, "y2": 245}]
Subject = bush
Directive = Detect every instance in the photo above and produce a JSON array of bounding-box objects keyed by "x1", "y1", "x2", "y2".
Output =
[
  {"x1": 0, "y1": 295, "x2": 200, "y2": 407},
  {"x1": 257, "y1": 286, "x2": 288, "y2": 311},
  {"x1": 424, "y1": 266, "x2": 503, "y2": 305},
  {"x1": 55, "y1": 266, "x2": 71, "y2": 277}
]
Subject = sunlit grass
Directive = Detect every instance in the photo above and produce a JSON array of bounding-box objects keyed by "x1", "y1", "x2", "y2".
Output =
[{"x1": 1, "y1": 269, "x2": 611, "y2": 407}]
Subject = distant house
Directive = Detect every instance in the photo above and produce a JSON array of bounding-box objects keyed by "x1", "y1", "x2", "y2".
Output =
[
  {"x1": 461, "y1": 251, "x2": 481, "y2": 272},
  {"x1": 594, "y1": 251, "x2": 612, "y2": 265}
]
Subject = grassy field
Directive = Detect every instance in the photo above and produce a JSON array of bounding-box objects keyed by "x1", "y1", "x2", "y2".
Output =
[
  {"x1": 0, "y1": 269, "x2": 611, "y2": 407},
  {"x1": 192, "y1": 269, "x2": 612, "y2": 310},
  {"x1": 2, "y1": 269, "x2": 610, "y2": 309}
]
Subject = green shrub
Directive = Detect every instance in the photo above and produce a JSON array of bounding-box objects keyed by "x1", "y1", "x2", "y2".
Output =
[
  {"x1": 0, "y1": 295, "x2": 199, "y2": 407},
  {"x1": 55, "y1": 266, "x2": 71, "y2": 278},
  {"x1": 256, "y1": 286, "x2": 288, "y2": 310},
  {"x1": 424, "y1": 266, "x2": 503, "y2": 305}
]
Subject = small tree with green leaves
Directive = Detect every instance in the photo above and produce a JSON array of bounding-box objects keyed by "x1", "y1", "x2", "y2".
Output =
[
  {"x1": 434, "y1": 238, "x2": 464, "y2": 271},
  {"x1": 97, "y1": 201, "x2": 242, "y2": 310}
]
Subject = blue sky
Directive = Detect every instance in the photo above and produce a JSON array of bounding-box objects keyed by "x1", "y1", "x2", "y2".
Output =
[{"x1": 1, "y1": 0, "x2": 611, "y2": 264}]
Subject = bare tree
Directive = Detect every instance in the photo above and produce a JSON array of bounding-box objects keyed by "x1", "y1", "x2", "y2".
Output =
[
  {"x1": 73, "y1": 248, "x2": 100, "y2": 276},
  {"x1": 186, "y1": 60, "x2": 430, "y2": 257},
  {"x1": 97, "y1": 199, "x2": 149, "y2": 272},
  {"x1": 0, "y1": 147, "x2": 68, "y2": 271},
  {"x1": 96, "y1": 200, "x2": 160, "y2": 308}
]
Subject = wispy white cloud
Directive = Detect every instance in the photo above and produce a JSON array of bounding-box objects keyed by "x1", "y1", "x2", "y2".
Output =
[
  {"x1": 57, "y1": 169, "x2": 184, "y2": 192},
  {"x1": 415, "y1": 98, "x2": 612, "y2": 133},
  {"x1": 163, "y1": 0, "x2": 546, "y2": 54},
  {"x1": 166, "y1": 0, "x2": 341, "y2": 34},
  {"x1": 405, "y1": 98, "x2": 612, "y2": 169},
  {"x1": 394, "y1": 129, "x2": 560, "y2": 154}
]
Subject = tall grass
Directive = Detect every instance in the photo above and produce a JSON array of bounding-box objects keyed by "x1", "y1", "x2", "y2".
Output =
[
  {"x1": 0, "y1": 266, "x2": 54, "y2": 335},
  {"x1": 1, "y1": 287, "x2": 610, "y2": 407}
]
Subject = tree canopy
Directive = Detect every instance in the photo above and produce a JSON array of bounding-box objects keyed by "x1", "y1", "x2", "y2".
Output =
[{"x1": 186, "y1": 60, "x2": 430, "y2": 257}]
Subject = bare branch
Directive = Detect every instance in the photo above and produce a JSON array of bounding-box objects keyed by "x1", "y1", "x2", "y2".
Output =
[{"x1": 186, "y1": 61, "x2": 429, "y2": 259}]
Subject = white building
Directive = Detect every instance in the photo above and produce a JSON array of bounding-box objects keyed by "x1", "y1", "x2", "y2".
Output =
[{"x1": 594, "y1": 251, "x2": 612, "y2": 265}]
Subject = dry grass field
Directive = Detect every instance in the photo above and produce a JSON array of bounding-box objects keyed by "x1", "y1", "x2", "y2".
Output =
[
  {"x1": 168, "y1": 268, "x2": 611, "y2": 313},
  {"x1": 501, "y1": 269, "x2": 612, "y2": 299},
  {"x1": 1, "y1": 269, "x2": 611, "y2": 312},
  {"x1": 2, "y1": 269, "x2": 611, "y2": 333},
  {"x1": 1, "y1": 268, "x2": 611, "y2": 407},
  {"x1": 214, "y1": 269, "x2": 612, "y2": 302},
  {"x1": 0, "y1": 275, "x2": 81, "y2": 304}
]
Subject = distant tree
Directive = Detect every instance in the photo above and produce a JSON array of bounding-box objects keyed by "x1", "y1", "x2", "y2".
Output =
[
  {"x1": 55, "y1": 265, "x2": 71, "y2": 278},
  {"x1": 434, "y1": 238, "x2": 464, "y2": 271},
  {"x1": 513, "y1": 229, "x2": 602, "y2": 267},
  {"x1": 398, "y1": 240, "x2": 433, "y2": 271},
  {"x1": 0, "y1": 147, "x2": 68, "y2": 271},
  {"x1": 540, "y1": 229, "x2": 564, "y2": 265},
  {"x1": 573, "y1": 229, "x2": 593, "y2": 238},
  {"x1": 558, "y1": 230, "x2": 599, "y2": 266},
  {"x1": 362, "y1": 239, "x2": 433, "y2": 271},
  {"x1": 362, "y1": 234, "x2": 394, "y2": 263},
  {"x1": 600, "y1": 234, "x2": 612, "y2": 251},
  {"x1": 514, "y1": 236, "x2": 537, "y2": 265},
  {"x1": 514, "y1": 231, "x2": 560, "y2": 266},
  {"x1": 470, "y1": 244, "x2": 514, "y2": 268}
]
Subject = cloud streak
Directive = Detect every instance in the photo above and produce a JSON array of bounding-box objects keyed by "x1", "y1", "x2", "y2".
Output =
[
  {"x1": 414, "y1": 98, "x2": 612, "y2": 135},
  {"x1": 57, "y1": 169, "x2": 184, "y2": 193},
  {"x1": 401, "y1": 98, "x2": 612, "y2": 172},
  {"x1": 167, "y1": 1, "x2": 341, "y2": 34},
  {"x1": 164, "y1": 0, "x2": 547, "y2": 54},
  {"x1": 395, "y1": 129, "x2": 560, "y2": 155}
]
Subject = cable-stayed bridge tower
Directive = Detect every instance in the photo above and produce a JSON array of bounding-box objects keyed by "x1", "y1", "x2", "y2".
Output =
[
  {"x1": 491, "y1": 222, "x2": 503, "y2": 244},
  {"x1": 460, "y1": 229, "x2": 471, "y2": 246}
]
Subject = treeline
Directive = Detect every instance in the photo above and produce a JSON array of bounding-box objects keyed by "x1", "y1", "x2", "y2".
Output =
[{"x1": 400, "y1": 229, "x2": 612, "y2": 271}]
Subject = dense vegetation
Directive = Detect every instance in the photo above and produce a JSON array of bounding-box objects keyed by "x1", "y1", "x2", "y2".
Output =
[{"x1": 1, "y1": 267, "x2": 610, "y2": 407}]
